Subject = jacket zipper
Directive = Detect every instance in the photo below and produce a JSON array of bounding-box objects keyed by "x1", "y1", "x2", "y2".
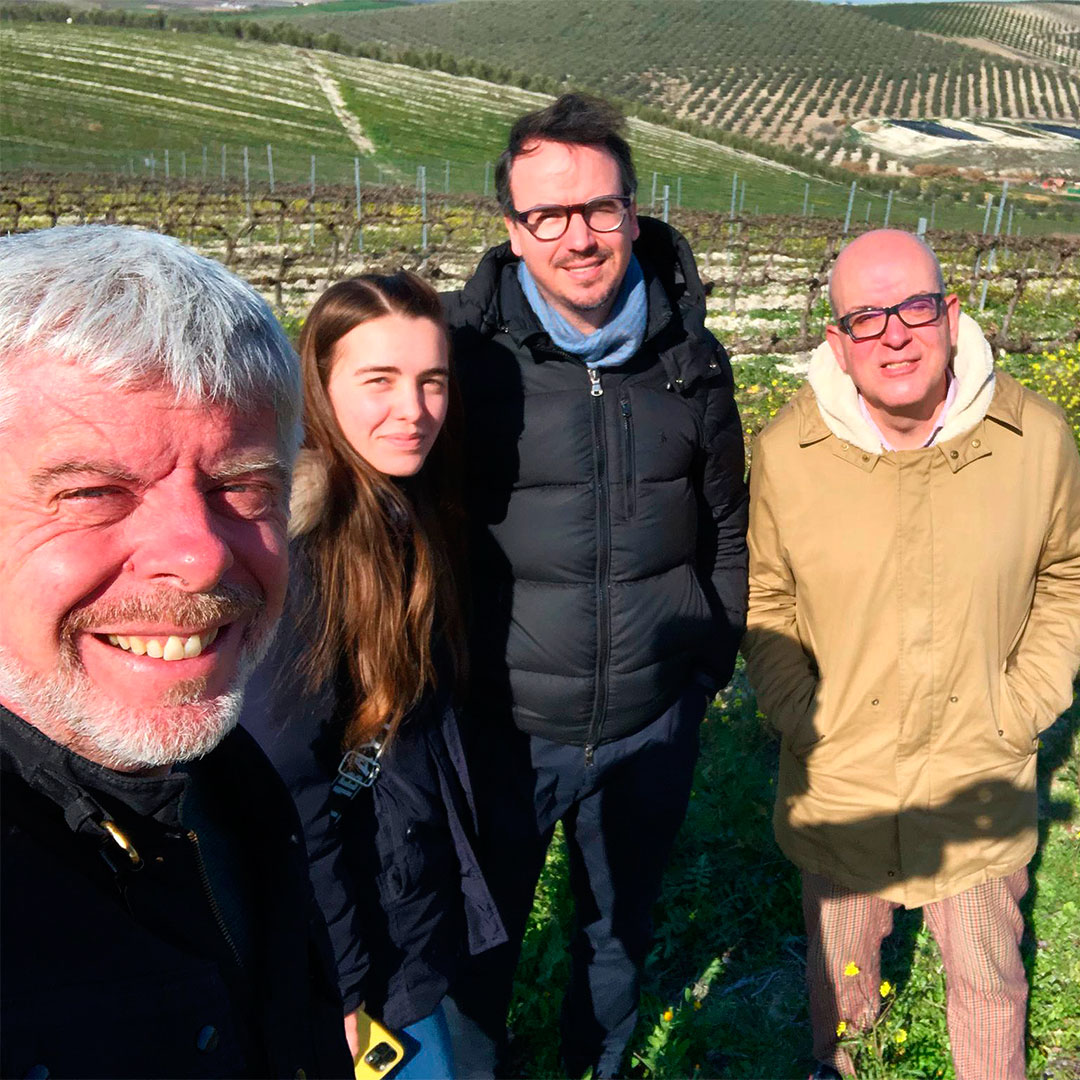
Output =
[
  {"x1": 585, "y1": 367, "x2": 610, "y2": 765},
  {"x1": 620, "y1": 396, "x2": 635, "y2": 518},
  {"x1": 188, "y1": 828, "x2": 244, "y2": 969}
]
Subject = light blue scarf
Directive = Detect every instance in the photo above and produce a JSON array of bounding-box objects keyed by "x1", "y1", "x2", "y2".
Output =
[{"x1": 517, "y1": 254, "x2": 647, "y2": 369}]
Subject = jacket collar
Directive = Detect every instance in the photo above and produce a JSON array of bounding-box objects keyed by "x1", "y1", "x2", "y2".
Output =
[
  {"x1": 1, "y1": 703, "x2": 189, "y2": 843},
  {"x1": 800, "y1": 312, "x2": 998, "y2": 453}
]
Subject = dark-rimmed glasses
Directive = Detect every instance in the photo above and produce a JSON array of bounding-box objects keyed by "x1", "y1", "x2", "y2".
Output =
[
  {"x1": 511, "y1": 195, "x2": 632, "y2": 241},
  {"x1": 836, "y1": 293, "x2": 946, "y2": 341}
]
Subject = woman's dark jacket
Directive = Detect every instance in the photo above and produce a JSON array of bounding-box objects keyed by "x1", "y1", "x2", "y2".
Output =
[
  {"x1": 443, "y1": 216, "x2": 749, "y2": 746},
  {"x1": 240, "y1": 455, "x2": 506, "y2": 1030},
  {"x1": 0, "y1": 705, "x2": 353, "y2": 1080}
]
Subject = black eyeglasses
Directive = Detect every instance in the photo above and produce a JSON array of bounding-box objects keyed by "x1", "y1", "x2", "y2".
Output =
[
  {"x1": 836, "y1": 293, "x2": 946, "y2": 341},
  {"x1": 511, "y1": 195, "x2": 633, "y2": 241}
]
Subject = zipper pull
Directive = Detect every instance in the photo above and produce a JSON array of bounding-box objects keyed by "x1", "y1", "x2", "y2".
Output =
[
  {"x1": 588, "y1": 368, "x2": 603, "y2": 397},
  {"x1": 621, "y1": 399, "x2": 632, "y2": 421}
]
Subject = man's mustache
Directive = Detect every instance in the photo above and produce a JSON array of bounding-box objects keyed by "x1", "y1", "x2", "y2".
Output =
[{"x1": 63, "y1": 584, "x2": 264, "y2": 641}]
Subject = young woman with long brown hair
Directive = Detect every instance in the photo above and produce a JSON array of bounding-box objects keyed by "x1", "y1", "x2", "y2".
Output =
[{"x1": 242, "y1": 271, "x2": 504, "y2": 1079}]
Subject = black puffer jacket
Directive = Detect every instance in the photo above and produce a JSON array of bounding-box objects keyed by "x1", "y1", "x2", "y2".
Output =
[
  {"x1": 444, "y1": 217, "x2": 748, "y2": 747},
  {"x1": 0, "y1": 706, "x2": 352, "y2": 1080}
]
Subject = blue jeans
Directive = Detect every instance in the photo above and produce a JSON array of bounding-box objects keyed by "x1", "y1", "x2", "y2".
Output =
[{"x1": 394, "y1": 1002, "x2": 455, "y2": 1079}]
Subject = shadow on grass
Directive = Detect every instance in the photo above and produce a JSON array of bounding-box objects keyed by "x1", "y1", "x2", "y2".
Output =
[{"x1": 508, "y1": 662, "x2": 1078, "y2": 1079}]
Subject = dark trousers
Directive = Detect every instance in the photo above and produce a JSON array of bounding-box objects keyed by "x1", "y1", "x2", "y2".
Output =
[{"x1": 446, "y1": 683, "x2": 706, "y2": 1078}]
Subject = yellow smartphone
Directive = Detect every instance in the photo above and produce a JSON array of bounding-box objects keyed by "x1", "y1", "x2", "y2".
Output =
[{"x1": 353, "y1": 1010, "x2": 405, "y2": 1080}]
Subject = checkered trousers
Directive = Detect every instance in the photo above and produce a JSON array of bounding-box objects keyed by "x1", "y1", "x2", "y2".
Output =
[{"x1": 801, "y1": 867, "x2": 1028, "y2": 1079}]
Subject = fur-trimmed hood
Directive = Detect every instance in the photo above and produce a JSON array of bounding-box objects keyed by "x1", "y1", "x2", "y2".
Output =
[
  {"x1": 288, "y1": 449, "x2": 330, "y2": 540},
  {"x1": 805, "y1": 311, "x2": 996, "y2": 453}
]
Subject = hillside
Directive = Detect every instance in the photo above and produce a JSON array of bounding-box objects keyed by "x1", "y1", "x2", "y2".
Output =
[
  {"x1": 863, "y1": 1, "x2": 1080, "y2": 69},
  {"x1": 262, "y1": 0, "x2": 1080, "y2": 162},
  {"x1": 2, "y1": 21, "x2": 877, "y2": 218}
]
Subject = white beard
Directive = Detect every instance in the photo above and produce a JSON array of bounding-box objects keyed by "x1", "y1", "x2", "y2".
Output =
[{"x1": 0, "y1": 588, "x2": 279, "y2": 771}]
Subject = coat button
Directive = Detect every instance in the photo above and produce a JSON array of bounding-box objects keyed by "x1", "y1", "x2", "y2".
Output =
[
  {"x1": 950, "y1": 695, "x2": 958, "y2": 703},
  {"x1": 971, "y1": 439, "x2": 980, "y2": 448},
  {"x1": 998, "y1": 729, "x2": 1005, "y2": 736},
  {"x1": 840, "y1": 443, "x2": 849, "y2": 451},
  {"x1": 871, "y1": 698, "x2": 879, "y2": 706},
  {"x1": 861, "y1": 454, "x2": 870, "y2": 462},
  {"x1": 405, "y1": 825, "x2": 416, "y2": 840},
  {"x1": 950, "y1": 450, "x2": 959, "y2": 459},
  {"x1": 196, "y1": 1026, "x2": 219, "y2": 1053},
  {"x1": 887, "y1": 870, "x2": 896, "y2": 877}
]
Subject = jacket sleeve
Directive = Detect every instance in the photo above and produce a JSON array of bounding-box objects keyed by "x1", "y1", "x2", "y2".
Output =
[
  {"x1": 696, "y1": 350, "x2": 749, "y2": 689},
  {"x1": 1005, "y1": 417, "x2": 1080, "y2": 733},
  {"x1": 741, "y1": 435, "x2": 820, "y2": 739},
  {"x1": 240, "y1": 621, "x2": 372, "y2": 1015}
]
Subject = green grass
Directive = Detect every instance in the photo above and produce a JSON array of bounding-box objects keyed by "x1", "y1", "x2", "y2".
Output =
[{"x1": 512, "y1": 663, "x2": 1080, "y2": 1078}]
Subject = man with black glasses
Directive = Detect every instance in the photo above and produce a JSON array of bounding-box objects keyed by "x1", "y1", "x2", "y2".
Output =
[
  {"x1": 444, "y1": 93, "x2": 748, "y2": 1077},
  {"x1": 744, "y1": 229, "x2": 1080, "y2": 1080}
]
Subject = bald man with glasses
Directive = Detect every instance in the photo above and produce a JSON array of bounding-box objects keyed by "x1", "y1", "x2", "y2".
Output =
[
  {"x1": 744, "y1": 229, "x2": 1080, "y2": 1080},
  {"x1": 443, "y1": 93, "x2": 748, "y2": 1078}
]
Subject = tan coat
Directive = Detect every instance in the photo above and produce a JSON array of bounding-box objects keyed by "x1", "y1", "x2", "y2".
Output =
[{"x1": 744, "y1": 314, "x2": 1080, "y2": 906}]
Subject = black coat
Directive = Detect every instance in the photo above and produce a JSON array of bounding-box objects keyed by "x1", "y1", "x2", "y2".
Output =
[
  {"x1": 444, "y1": 217, "x2": 749, "y2": 746},
  {"x1": 0, "y1": 705, "x2": 352, "y2": 1080},
  {"x1": 241, "y1": 586, "x2": 507, "y2": 1031}
]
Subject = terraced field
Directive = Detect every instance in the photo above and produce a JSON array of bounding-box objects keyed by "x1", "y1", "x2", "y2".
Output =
[
  {"x1": 0, "y1": 21, "x2": 925, "y2": 220},
  {"x1": 1, "y1": 26, "x2": 358, "y2": 177},
  {"x1": 865, "y1": 1, "x2": 1080, "y2": 69},
  {"x1": 267, "y1": 0, "x2": 1080, "y2": 156}
]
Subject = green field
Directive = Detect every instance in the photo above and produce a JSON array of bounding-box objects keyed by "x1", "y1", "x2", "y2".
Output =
[
  {"x1": 246, "y1": 0, "x2": 1080, "y2": 153},
  {"x1": 4, "y1": 20, "x2": 1078, "y2": 233}
]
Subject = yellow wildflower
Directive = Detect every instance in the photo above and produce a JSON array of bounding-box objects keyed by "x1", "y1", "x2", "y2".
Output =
[
  {"x1": 693, "y1": 1000, "x2": 703, "y2": 1011},
  {"x1": 662, "y1": 1009, "x2": 674, "y2": 1022},
  {"x1": 894, "y1": 1028, "x2": 908, "y2": 1044},
  {"x1": 836, "y1": 1020, "x2": 848, "y2": 1036},
  {"x1": 879, "y1": 980, "x2": 893, "y2": 997},
  {"x1": 843, "y1": 961, "x2": 860, "y2": 977}
]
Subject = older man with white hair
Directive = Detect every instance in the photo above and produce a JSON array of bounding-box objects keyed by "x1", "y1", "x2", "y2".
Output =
[
  {"x1": 744, "y1": 229, "x2": 1080, "y2": 1080},
  {"x1": 0, "y1": 225, "x2": 353, "y2": 1079}
]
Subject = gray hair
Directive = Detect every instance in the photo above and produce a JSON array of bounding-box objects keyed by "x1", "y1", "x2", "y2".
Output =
[{"x1": 0, "y1": 225, "x2": 302, "y2": 456}]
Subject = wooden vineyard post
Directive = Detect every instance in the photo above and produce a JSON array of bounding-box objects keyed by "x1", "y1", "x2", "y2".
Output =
[
  {"x1": 243, "y1": 146, "x2": 251, "y2": 220},
  {"x1": 309, "y1": 155, "x2": 316, "y2": 249},
  {"x1": 884, "y1": 190, "x2": 893, "y2": 227},
  {"x1": 842, "y1": 181, "x2": 856, "y2": 234},
  {"x1": 267, "y1": 144, "x2": 275, "y2": 196},
  {"x1": 355, "y1": 156, "x2": 364, "y2": 254},
  {"x1": 418, "y1": 165, "x2": 428, "y2": 254},
  {"x1": 662, "y1": 184, "x2": 670, "y2": 224}
]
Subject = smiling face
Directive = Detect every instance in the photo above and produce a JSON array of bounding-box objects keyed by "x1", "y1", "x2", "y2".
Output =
[
  {"x1": 0, "y1": 356, "x2": 289, "y2": 771},
  {"x1": 505, "y1": 139, "x2": 639, "y2": 334},
  {"x1": 825, "y1": 230, "x2": 959, "y2": 443},
  {"x1": 326, "y1": 314, "x2": 450, "y2": 477}
]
